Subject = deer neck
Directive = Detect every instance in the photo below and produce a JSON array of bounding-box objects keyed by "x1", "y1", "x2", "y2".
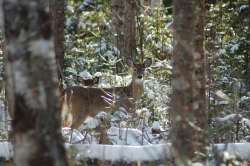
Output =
[{"x1": 128, "y1": 77, "x2": 144, "y2": 99}]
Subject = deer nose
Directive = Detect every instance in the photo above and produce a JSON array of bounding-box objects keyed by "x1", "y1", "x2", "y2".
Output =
[{"x1": 138, "y1": 75, "x2": 142, "y2": 79}]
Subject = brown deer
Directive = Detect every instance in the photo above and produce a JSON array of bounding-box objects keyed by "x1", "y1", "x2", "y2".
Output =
[{"x1": 61, "y1": 59, "x2": 152, "y2": 129}]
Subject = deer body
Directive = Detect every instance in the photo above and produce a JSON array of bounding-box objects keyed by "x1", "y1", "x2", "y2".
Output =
[{"x1": 61, "y1": 59, "x2": 151, "y2": 129}]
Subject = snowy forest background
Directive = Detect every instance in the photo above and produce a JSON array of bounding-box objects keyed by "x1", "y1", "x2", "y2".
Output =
[{"x1": 0, "y1": 0, "x2": 250, "y2": 166}]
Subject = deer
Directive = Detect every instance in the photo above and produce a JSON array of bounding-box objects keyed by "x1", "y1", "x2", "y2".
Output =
[{"x1": 61, "y1": 59, "x2": 152, "y2": 129}]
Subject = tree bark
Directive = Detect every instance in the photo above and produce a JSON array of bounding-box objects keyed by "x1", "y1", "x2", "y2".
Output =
[
  {"x1": 171, "y1": 0, "x2": 207, "y2": 164},
  {"x1": 2, "y1": 0, "x2": 68, "y2": 166},
  {"x1": 50, "y1": 0, "x2": 65, "y2": 80},
  {"x1": 111, "y1": 0, "x2": 138, "y2": 69},
  {"x1": 111, "y1": 0, "x2": 125, "y2": 58},
  {"x1": 245, "y1": 0, "x2": 250, "y2": 92},
  {"x1": 124, "y1": 0, "x2": 138, "y2": 64},
  {"x1": 111, "y1": 0, "x2": 125, "y2": 72},
  {"x1": 193, "y1": 0, "x2": 208, "y2": 160}
]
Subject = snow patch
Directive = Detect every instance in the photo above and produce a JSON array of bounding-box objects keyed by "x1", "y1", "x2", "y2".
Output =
[
  {"x1": 242, "y1": 118, "x2": 250, "y2": 128},
  {"x1": 79, "y1": 70, "x2": 93, "y2": 80},
  {"x1": 108, "y1": 127, "x2": 150, "y2": 145},
  {"x1": 68, "y1": 143, "x2": 172, "y2": 162},
  {"x1": 82, "y1": 117, "x2": 100, "y2": 129},
  {"x1": 93, "y1": 72, "x2": 102, "y2": 77},
  {"x1": 2, "y1": 143, "x2": 250, "y2": 162},
  {"x1": 0, "y1": 142, "x2": 13, "y2": 160},
  {"x1": 62, "y1": 127, "x2": 86, "y2": 144},
  {"x1": 152, "y1": 121, "x2": 161, "y2": 131},
  {"x1": 214, "y1": 143, "x2": 250, "y2": 160},
  {"x1": 214, "y1": 114, "x2": 241, "y2": 123}
]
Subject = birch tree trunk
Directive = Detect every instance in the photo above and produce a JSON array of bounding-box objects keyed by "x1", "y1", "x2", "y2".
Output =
[
  {"x1": 2, "y1": 0, "x2": 68, "y2": 166},
  {"x1": 171, "y1": 0, "x2": 207, "y2": 164}
]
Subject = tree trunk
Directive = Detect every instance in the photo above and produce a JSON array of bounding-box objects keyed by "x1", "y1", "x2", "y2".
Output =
[
  {"x1": 50, "y1": 0, "x2": 65, "y2": 80},
  {"x1": 112, "y1": 0, "x2": 138, "y2": 70},
  {"x1": 2, "y1": 0, "x2": 68, "y2": 166},
  {"x1": 245, "y1": 0, "x2": 250, "y2": 92},
  {"x1": 171, "y1": 0, "x2": 207, "y2": 164},
  {"x1": 111, "y1": 0, "x2": 125, "y2": 72},
  {"x1": 193, "y1": 0, "x2": 208, "y2": 160},
  {"x1": 124, "y1": 0, "x2": 138, "y2": 64}
]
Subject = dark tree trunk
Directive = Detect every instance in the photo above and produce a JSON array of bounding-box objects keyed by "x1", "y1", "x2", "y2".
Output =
[
  {"x1": 111, "y1": 0, "x2": 138, "y2": 70},
  {"x1": 50, "y1": 0, "x2": 65, "y2": 80},
  {"x1": 124, "y1": 0, "x2": 137, "y2": 64},
  {"x1": 111, "y1": 0, "x2": 125, "y2": 58},
  {"x1": 171, "y1": 0, "x2": 207, "y2": 164},
  {"x1": 2, "y1": 0, "x2": 68, "y2": 166},
  {"x1": 245, "y1": 0, "x2": 250, "y2": 92},
  {"x1": 111, "y1": 0, "x2": 125, "y2": 72}
]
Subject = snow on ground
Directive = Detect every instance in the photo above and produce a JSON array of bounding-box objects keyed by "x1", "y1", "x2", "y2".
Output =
[
  {"x1": 213, "y1": 143, "x2": 250, "y2": 160},
  {"x1": 0, "y1": 142, "x2": 13, "y2": 160},
  {"x1": 62, "y1": 127, "x2": 99, "y2": 144},
  {"x1": 2, "y1": 142, "x2": 250, "y2": 162},
  {"x1": 68, "y1": 143, "x2": 173, "y2": 162},
  {"x1": 108, "y1": 127, "x2": 150, "y2": 145},
  {"x1": 62, "y1": 126, "x2": 152, "y2": 145},
  {"x1": 62, "y1": 127, "x2": 87, "y2": 144}
]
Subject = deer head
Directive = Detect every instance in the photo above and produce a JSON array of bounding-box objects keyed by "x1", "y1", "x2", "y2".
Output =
[{"x1": 129, "y1": 58, "x2": 152, "y2": 99}]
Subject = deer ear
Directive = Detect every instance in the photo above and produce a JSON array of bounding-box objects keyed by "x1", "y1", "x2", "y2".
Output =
[{"x1": 144, "y1": 58, "x2": 152, "y2": 67}]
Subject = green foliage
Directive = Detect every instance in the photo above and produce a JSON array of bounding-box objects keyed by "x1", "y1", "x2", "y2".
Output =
[
  {"x1": 206, "y1": 0, "x2": 249, "y2": 92},
  {"x1": 206, "y1": 0, "x2": 250, "y2": 143},
  {"x1": 65, "y1": 0, "x2": 115, "y2": 84},
  {"x1": 63, "y1": 1, "x2": 173, "y2": 132},
  {"x1": 64, "y1": 1, "x2": 172, "y2": 86},
  {"x1": 63, "y1": 0, "x2": 250, "y2": 143},
  {"x1": 141, "y1": 8, "x2": 172, "y2": 61}
]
